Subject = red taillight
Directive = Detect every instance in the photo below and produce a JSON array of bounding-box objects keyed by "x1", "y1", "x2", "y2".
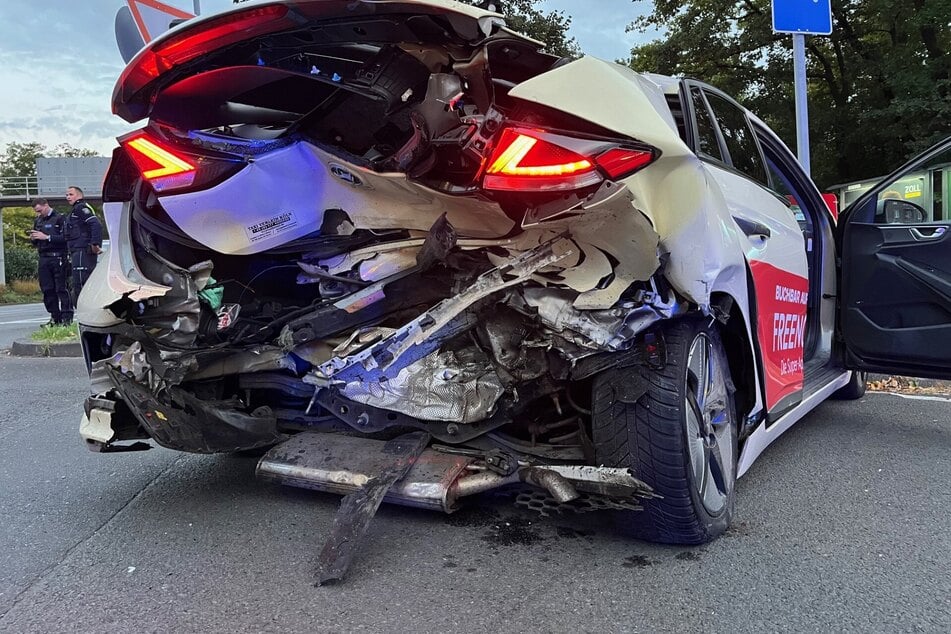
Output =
[
  {"x1": 487, "y1": 129, "x2": 593, "y2": 177},
  {"x1": 153, "y1": 5, "x2": 289, "y2": 68},
  {"x1": 115, "y1": 5, "x2": 291, "y2": 116},
  {"x1": 482, "y1": 128, "x2": 656, "y2": 192},
  {"x1": 126, "y1": 135, "x2": 196, "y2": 180},
  {"x1": 484, "y1": 129, "x2": 601, "y2": 192},
  {"x1": 594, "y1": 147, "x2": 655, "y2": 179},
  {"x1": 122, "y1": 133, "x2": 200, "y2": 192},
  {"x1": 121, "y1": 131, "x2": 245, "y2": 193}
]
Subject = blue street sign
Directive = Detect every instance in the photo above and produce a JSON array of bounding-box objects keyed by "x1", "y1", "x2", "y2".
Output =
[{"x1": 772, "y1": 0, "x2": 833, "y2": 35}]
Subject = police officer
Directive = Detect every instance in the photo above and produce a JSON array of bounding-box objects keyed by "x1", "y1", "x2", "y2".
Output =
[
  {"x1": 29, "y1": 198, "x2": 73, "y2": 325},
  {"x1": 64, "y1": 185, "x2": 103, "y2": 304}
]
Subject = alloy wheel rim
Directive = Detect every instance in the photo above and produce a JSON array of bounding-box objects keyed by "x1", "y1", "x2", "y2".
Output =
[{"x1": 684, "y1": 333, "x2": 734, "y2": 515}]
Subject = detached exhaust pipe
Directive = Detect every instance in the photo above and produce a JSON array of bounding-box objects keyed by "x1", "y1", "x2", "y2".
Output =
[
  {"x1": 258, "y1": 432, "x2": 657, "y2": 512},
  {"x1": 450, "y1": 468, "x2": 579, "y2": 504},
  {"x1": 256, "y1": 432, "x2": 473, "y2": 512}
]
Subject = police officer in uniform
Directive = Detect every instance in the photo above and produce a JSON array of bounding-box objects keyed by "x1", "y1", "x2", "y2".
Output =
[
  {"x1": 64, "y1": 185, "x2": 103, "y2": 304},
  {"x1": 29, "y1": 198, "x2": 73, "y2": 325}
]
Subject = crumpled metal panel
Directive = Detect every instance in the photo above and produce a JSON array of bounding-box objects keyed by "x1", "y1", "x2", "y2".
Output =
[
  {"x1": 515, "y1": 286, "x2": 679, "y2": 351},
  {"x1": 185, "y1": 346, "x2": 297, "y2": 381},
  {"x1": 485, "y1": 184, "x2": 661, "y2": 311},
  {"x1": 340, "y1": 349, "x2": 504, "y2": 423},
  {"x1": 313, "y1": 238, "x2": 571, "y2": 384}
]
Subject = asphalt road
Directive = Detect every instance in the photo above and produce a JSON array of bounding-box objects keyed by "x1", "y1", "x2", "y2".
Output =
[
  {"x1": 0, "y1": 303, "x2": 47, "y2": 350},
  {"x1": 1, "y1": 356, "x2": 949, "y2": 633}
]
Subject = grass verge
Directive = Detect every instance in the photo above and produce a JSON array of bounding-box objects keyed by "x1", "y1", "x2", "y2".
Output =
[
  {"x1": 0, "y1": 279, "x2": 43, "y2": 304},
  {"x1": 30, "y1": 322, "x2": 79, "y2": 343}
]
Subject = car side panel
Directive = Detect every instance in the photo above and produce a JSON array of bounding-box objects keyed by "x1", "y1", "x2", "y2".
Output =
[{"x1": 705, "y1": 164, "x2": 809, "y2": 415}]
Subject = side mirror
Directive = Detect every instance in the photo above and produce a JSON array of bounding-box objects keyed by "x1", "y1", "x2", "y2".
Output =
[{"x1": 877, "y1": 198, "x2": 927, "y2": 224}]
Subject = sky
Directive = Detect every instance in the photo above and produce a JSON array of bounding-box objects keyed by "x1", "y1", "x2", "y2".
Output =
[{"x1": 0, "y1": 0, "x2": 655, "y2": 159}]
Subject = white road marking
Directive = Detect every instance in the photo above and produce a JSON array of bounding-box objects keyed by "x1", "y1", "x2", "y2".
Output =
[{"x1": 871, "y1": 391, "x2": 951, "y2": 403}]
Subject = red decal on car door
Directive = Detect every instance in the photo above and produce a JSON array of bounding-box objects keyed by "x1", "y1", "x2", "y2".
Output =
[{"x1": 749, "y1": 260, "x2": 808, "y2": 411}]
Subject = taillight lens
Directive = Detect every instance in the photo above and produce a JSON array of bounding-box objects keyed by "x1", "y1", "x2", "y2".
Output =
[
  {"x1": 121, "y1": 131, "x2": 242, "y2": 193},
  {"x1": 115, "y1": 4, "x2": 292, "y2": 117},
  {"x1": 484, "y1": 129, "x2": 601, "y2": 192},
  {"x1": 482, "y1": 128, "x2": 657, "y2": 192},
  {"x1": 126, "y1": 135, "x2": 196, "y2": 180},
  {"x1": 595, "y1": 147, "x2": 656, "y2": 179},
  {"x1": 153, "y1": 5, "x2": 289, "y2": 68}
]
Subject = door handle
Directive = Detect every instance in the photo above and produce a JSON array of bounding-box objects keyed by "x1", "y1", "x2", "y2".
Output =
[
  {"x1": 910, "y1": 226, "x2": 946, "y2": 241},
  {"x1": 734, "y1": 217, "x2": 771, "y2": 240}
]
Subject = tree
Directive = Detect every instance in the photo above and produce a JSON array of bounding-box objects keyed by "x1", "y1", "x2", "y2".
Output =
[
  {"x1": 0, "y1": 143, "x2": 46, "y2": 179},
  {"x1": 52, "y1": 144, "x2": 100, "y2": 159},
  {"x1": 627, "y1": 0, "x2": 951, "y2": 187},
  {"x1": 0, "y1": 142, "x2": 100, "y2": 179}
]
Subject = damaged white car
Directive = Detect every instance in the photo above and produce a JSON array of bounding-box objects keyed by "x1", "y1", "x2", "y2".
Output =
[{"x1": 77, "y1": 0, "x2": 951, "y2": 574}]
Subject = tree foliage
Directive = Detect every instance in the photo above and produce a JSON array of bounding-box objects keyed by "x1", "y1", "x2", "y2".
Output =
[
  {"x1": 0, "y1": 143, "x2": 46, "y2": 179},
  {"x1": 0, "y1": 142, "x2": 99, "y2": 178},
  {"x1": 627, "y1": 0, "x2": 951, "y2": 187}
]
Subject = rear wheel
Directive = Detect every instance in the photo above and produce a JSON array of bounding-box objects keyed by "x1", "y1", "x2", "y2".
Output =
[
  {"x1": 592, "y1": 315, "x2": 738, "y2": 544},
  {"x1": 832, "y1": 370, "x2": 867, "y2": 400}
]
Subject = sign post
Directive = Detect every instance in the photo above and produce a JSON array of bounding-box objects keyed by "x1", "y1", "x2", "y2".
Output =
[{"x1": 772, "y1": 0, "x2": 833, "y2": 177}]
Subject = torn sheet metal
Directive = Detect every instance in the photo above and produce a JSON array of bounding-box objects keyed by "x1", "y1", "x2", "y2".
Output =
[
  {"x1": 514, "y1": 286, "x2": 679, "y2": 351},
  {"x1": 315, "y1": 431, "x2": 431, "y2": 586},
  {"x1": 562, "y1": 187, "x2": 661, "y2": 309},
  {"x1": 339, "y1": 348, "x2": 504, "y2": 423},
  {"x1": 77, "y1": 202, "x2": 172, "y2": 327},
  {"x1": 116, "y1": 342, "x2": 150, "y2": 382},
  {"x1": 331, "y1": 327, "x2": 395, "y2": 358},
  {"x1": 185, "y1": 346, "x2": 296, "y2": 381},
  {"x1": 313, "y1": 247, "x2": 420, "y2": 284},
  {"x1": 312, "y1": 238, "x2": 572, "y2": 384},
  {"x1": 508, "y1": 59, "x2": 754, "y2": 309},
  {"x1": 486, "y1": 184, "x2": 661, "y2": 310}
]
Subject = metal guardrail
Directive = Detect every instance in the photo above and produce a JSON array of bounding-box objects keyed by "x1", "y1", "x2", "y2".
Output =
[
  {"x1": 0, "y1": 175, "x2": 103, "y2": 201},
  {"x1": 0, "y1": 176, "x2": 41, "y2": 200}
]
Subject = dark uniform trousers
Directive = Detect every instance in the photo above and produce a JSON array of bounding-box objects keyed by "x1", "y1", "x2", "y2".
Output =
[
  {"x1": 38, "y1": 252, "x2": 73, "y2": 324},
  {"x1": 65, "y1": 200, "x2": 103, "y2": 306},
  {"x1": 32, "y1": 208, "x2": 73, "y2": 324},
  {"x1": 69, "y1": 249, "x2": 98, "y2": 307}
]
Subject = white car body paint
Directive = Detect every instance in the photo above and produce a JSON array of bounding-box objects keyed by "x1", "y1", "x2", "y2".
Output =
[
  {"x1": 737, "y1": 370, "x2": 851, "y2": 477},
  {"x1": 158, "y1": 143, "x2": 517, "y2": 255},
  {"x1": 77, "y1": 201, "x2": 172, "y2": 327}
]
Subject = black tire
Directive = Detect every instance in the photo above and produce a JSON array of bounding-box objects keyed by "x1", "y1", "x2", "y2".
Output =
[
  {"x1": 832, "y1": 371, "x2": 867, "y2": 400},
  {"x1": 591, "y1": 315, "x2": 738, "y2": 544}
]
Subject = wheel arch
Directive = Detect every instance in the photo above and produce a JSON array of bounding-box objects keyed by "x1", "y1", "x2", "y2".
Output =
[{"x1": 709, "y1": 290, "x2": 760, "y2": 441}]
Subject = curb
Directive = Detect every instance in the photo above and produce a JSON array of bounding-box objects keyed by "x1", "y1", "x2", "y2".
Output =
[{"x1": 10, "y1": 339, "x2": 83, "y2": 358}]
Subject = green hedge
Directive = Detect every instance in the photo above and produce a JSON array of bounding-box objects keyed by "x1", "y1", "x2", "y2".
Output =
[{"x1": 4, "y1": 247, "x2": 38, "y2": 281}]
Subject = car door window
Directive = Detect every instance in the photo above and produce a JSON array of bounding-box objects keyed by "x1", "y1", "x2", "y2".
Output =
[
  {"x1": 689, "y1": 88, "x2": 723, "y2": 162},
  {"x1": 863, "y1": 150, "x2": 950, "y2": 225},
  {"x1": 705, "y1": 92, "x2": 768, "y2": 186}
]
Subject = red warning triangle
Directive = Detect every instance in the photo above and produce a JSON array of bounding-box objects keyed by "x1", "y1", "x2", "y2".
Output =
[{"x1": 127, "y1": 0, "x2": 194, "y2": 43}]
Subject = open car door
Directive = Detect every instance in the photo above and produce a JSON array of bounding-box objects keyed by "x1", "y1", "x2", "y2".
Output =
[{"x1": 837, "y1": 136, "x2": 951, "y2": 379}]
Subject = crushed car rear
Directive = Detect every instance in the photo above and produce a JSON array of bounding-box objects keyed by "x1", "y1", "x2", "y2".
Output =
[{"x1": 77, "y1": 0, "x2": 756, "y2": 557}]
